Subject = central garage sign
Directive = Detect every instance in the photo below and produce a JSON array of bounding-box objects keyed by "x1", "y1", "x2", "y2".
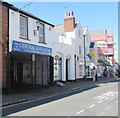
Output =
[{"x1": 12, "y1": 41, "x2": 52, "y2": 56}]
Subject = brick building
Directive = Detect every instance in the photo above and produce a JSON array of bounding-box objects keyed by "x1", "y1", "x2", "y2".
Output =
[
  {"x1": 0, "y1": 1, "x2": 10, "y2": 91},
  {"x1": 90, "y1": 30, "x2": 115, "y2": 73}
]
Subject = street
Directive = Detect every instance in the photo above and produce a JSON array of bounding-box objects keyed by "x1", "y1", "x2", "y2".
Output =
[
  {"x1": 8, "y1": 80, "x2": 118, "y2": 116},
  {"x1": 0, "y1": 1, "x2": 119, "y2": 117}
]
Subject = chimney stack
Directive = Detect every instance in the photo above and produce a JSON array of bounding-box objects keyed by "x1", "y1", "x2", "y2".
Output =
[{"x1": 64, "y1": 11, "x2": 75, "y2": 32}]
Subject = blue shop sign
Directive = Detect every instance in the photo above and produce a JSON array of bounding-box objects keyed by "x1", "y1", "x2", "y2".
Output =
[{"x1": 12, "y1": 41, "x2": 52, "y2": 56}]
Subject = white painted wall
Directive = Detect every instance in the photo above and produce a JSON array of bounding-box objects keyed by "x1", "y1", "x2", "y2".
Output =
[
  {"x1": 50, "y1": 21, "x2": 87, "y2": 81},
  {"x1": 9, "y1": 9, "x2": 54, "y2": 85},
  {"x1": 9, "y1": 9, "x2": 53, "y2": 52},
  {"x1": 9, "y1": 8, "x2": 95, "y2": 83}
]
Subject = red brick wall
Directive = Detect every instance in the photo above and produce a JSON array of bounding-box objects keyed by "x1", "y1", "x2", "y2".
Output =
[
  {"x1": 0, "y1": 4, "x2": 8, "y2": 88},
  {"x1": 64, "y1": 17, "x2": 75, "y2": 32},
  {"x1": 0, "y1": 4, "x2": 2, "y2": 89}
]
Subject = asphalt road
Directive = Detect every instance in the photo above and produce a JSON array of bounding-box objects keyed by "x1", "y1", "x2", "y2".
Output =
[{"x1": 8, "y1": 81, "x2": 118, "y2": 116}]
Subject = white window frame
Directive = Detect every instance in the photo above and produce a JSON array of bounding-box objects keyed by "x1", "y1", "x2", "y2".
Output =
[
  {"x1": 20, "y1": 15, "x2": 28, "y2": 39},
  {"x1": 37, "y1": 24, "x2": 45, "y2": 43}
]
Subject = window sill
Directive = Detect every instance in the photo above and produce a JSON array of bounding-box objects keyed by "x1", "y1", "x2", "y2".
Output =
[
  {"x1": 19, "y1": 37, "x2": 30, "y2": 41},
  {"x1": 38, "y1": 42, "x2": 47, "y2": 45}
]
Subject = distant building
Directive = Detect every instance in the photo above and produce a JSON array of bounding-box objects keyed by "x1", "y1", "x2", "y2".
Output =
[{"x1": 90, "y1": 30, "x2": 115, "y2": 73}]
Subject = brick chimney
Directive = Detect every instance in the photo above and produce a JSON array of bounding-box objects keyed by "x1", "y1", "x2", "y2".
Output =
[{"x1": 64, "y1": 11, "x2": 75, "y2": 32}]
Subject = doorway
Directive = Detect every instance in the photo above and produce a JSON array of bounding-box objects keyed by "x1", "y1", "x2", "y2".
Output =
[
  {"x1": 17, "y1": 62, "x2": 23, "y2": 83},
  {"x1": 66, "y1": 59, "x2": 69, "y2": 81},
  {"x1": 10, "y1": 52, "x2": 32, "y2": 89}
]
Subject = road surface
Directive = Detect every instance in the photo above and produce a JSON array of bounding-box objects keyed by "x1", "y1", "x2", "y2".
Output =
[{"x1": 8, "y1": 80, "x2": 118, "y2": 116}]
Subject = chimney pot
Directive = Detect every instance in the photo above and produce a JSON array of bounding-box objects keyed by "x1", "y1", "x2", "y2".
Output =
[{"x1": 64, "y1": 11, "x2": 75, "y2": 32}]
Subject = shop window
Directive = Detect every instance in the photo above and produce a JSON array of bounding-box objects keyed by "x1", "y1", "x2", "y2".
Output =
[
  {"x1": 79, "y1": 65, "x2": 82, "y2": 77},
  {"x1": 20, "y1": 15, "x2": 28, "y2": 39},
  {"x1": 37, "y1": 24, "x2": 45, "y2": 43}
]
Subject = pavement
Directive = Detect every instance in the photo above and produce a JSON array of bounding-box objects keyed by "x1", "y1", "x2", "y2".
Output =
[{"x1": 2, "y1": 76, "x2": 119, "y2": 108}]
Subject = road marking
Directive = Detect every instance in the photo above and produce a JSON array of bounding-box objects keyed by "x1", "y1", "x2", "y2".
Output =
[
  {"x1": 89, "y1": 104, "x2": 95, "y2": 108},
  {"x1": 94, "y1": 91, "x2": 118, "y2": 101},
  {"x1": 105, "y1": 97, "x2": 109, "y2": 100},
  {"x1": 98, "y1": 100, "x2": 103, "y2": 103},
  {"x1": 76, "y1": 110, "x2": 85, "y2": 114}
]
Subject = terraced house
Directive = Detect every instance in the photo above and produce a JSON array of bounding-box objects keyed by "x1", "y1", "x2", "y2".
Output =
[{"x1": 1, "y1": 1, "x2": 55, "y2": 93}]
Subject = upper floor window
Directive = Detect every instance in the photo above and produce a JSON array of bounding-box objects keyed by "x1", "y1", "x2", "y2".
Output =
[
  {"x1": 37, "y1": 24, "x2": 45, "y2": 43},
  {"x1": 20, "y1": 15, "x2": 28, "y2": 39},
  {"x1": 79, "y1": 45, "x2": 82, "y2": 54},
  {"x1": 78, "y1": 30, "x2": 81, "y2": 37}
]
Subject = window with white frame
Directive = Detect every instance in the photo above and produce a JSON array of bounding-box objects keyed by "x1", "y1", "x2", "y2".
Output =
[
  {"x1": 37, "y1": 24, "x2": 45, "y2": 43},
  {"x1": 20, "y1": 15, "x2": 28, "y2": 38}
]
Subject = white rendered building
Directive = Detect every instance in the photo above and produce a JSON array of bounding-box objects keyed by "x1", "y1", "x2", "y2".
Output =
[{"x1": 50, "y1": 12, "x2": 93, "y2": 82}]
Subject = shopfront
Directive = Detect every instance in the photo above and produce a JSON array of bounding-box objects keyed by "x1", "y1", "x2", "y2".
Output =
[{"x1": 9, "y1": 41, "x2": 53, "y2": 91}]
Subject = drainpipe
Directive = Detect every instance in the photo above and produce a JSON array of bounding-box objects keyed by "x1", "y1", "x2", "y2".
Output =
[
  {"x1": 74, "y1": 55, "x2": 76, "y2": 80},
  {"x1": 83, "y1": 35, "x2": 86, "y2": 80}
]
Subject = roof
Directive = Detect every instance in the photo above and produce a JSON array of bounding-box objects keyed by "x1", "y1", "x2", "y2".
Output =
[
  {"x1": 0, "y1": 0, "x2": 12, "y2": 7},
  {"x1": 82, "y1": 26, "x2": 88, "y2": 30},
  {"x1": 0, "y1": 1, "x2": 54, "y2": 27},
  {"x1": 90, "y1": 30, "x2": 106, "y2": 36},
  {"x1": 53, "y1": 21, "x2": 79, "y2": 34},
  {"x1": 53, "y1": 24, "x2": 65, "y2": 34},
  {"x1": 82, "y1": 26, "x2": 88, "y2": 32}
]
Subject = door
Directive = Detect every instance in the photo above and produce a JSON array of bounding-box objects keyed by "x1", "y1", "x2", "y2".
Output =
[
  {"x1": 66, "y1": 59, "x2": 68, "y2": 81},
  {"x1": 49, "y1": 56, "x2": 54, "y2": 84},
  {"x1": 36, "y1": 56, "x2": 43, "y2": 85},
  {"x1": 17, "y1": 62, "x2": 23, "y2": 83}
]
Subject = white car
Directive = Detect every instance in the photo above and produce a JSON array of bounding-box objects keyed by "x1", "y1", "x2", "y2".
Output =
[{"x1": 97, "y1": 73, "x2": 102, "y2": 78}]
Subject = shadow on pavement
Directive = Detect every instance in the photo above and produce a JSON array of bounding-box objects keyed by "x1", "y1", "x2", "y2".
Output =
[
  {"x1": 2, "y1": 78, "x2": 119, "y2": 116},
  {"x1": 2, "y1": 85, "x2": 100, "y2": 116}
]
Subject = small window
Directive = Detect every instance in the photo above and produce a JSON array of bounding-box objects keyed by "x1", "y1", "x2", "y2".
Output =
[
  {"x1": 37, "y1": 24, "x2": 45, "y2": 43},
  {"x1": 78, "y1": 30, "x2": 81, "y2": 37},
  {"x1": 79, "y1": 65, "x2": 82, "y2": 77},
  {"x1": 89, "y1": 42, "x2": 95, "y2": 48},
  {"x1": 79, "y1": 46, "x2": 82, "y2": 54},
  {"x1": 20, "y1": 15, "x2": 28, "y2": 39}
]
